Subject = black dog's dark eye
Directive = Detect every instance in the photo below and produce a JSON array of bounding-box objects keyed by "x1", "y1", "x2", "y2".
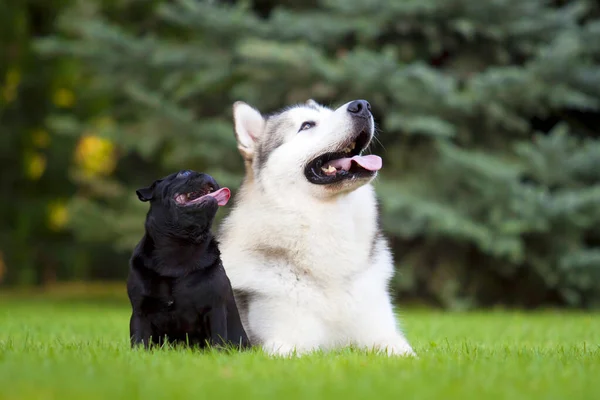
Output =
[
  {"x1": 299, "y1": 121, "x2": 315, "y2": 132},
  {"x1": 178, "y1": 170, "x2": 192, "y2": 178}
]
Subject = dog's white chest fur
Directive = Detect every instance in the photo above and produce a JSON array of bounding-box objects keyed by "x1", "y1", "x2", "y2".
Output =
[
  {"x1": 220, "y1": 185, "x2": 414, "y2": 356},
  {"x1": 218, "y1": 99, "x2": 415, "y2": 357}
]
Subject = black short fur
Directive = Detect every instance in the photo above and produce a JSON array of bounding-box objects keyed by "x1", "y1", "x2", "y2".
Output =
[{"x1": 127, "y1": 170, "x2": 250, "y2": 350}]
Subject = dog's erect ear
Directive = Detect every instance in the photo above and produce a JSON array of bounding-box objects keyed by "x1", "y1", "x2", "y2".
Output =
[
  {"x1": 306, "y1": 99, "x2": 320, "y2": 108},
  {"x1": 233, "y1": 101, "x2": 265, "y2": 161},
  {"x1": 136, "y1": 184, "x2": 156, "y2": 202}
]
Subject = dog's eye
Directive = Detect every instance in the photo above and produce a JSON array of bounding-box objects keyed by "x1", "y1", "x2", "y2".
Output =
[
  {"x1": 299, "y1": 121, "x2": 315, "y2": 132},
  {"x1": 178, "y1": 170, "x2": 192, "y2": 178}
]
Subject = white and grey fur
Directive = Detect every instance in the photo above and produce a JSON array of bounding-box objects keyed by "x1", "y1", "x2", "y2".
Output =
[{"x1": 218, "y1": 99, "x2": 415, "y2": 357}]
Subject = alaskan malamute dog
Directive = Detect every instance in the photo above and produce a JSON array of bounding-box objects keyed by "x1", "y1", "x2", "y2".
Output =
[{"x1": 218, "y1": 99, "x2": 415, "y2": 357}]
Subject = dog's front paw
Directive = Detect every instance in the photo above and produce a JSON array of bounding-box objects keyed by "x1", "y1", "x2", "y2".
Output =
[
  {"x1": 372, "y1": 338, "x2": 416, "y2": 357},
  {"x1": 262, "y1": 341, "x2": 299, "y2": 358}
]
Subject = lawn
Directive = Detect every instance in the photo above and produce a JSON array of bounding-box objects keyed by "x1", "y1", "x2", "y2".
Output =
[{"x1": 1, "y1": 286, "x2": 599, "y2": 400}]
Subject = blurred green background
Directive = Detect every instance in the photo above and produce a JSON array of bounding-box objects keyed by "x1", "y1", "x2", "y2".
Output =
[{"x1": 1, "y1": 0, "x2": 599, "y2": 309}]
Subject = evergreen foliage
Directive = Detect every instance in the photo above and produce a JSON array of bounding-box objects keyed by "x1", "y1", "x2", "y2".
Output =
[
  {"x1": 0, "y1": 0, "x2": 88, "y2": 285},
  {"x1": 6, "y1": 0, "x2": 600, "y2": 307}
]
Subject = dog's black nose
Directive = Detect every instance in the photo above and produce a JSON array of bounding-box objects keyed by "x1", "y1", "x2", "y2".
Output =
[{"x1": 347, "y1": 100, "x2": 371, "y2": 118}]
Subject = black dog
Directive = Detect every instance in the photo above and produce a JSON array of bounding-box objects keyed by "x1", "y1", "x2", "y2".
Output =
[{"x1": 127, "y1": 169, "x2": 250, "y2": 350}]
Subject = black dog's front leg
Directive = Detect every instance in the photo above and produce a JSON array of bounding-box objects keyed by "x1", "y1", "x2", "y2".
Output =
[
  {"x1": 226, "y1": 290, "x2": 251, "y2": 349},
  {"x1": 130, "y1": 313, "x2": 153, "y2": 349},
  {"x1": 207, "y1": 304, "x2": 228, "y2": 348}
]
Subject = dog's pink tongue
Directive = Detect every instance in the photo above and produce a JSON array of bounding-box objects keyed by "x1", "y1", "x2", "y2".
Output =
[
  {"x1": 207, "y1": 187, "x2": 231, "y2": 206},
  {"x1": 329, "y1": 155, "x2": 382, "y2": 171}
]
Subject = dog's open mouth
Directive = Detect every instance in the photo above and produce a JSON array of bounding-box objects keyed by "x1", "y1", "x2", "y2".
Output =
[
  {"x1": 304, "y1": 130, "x2": 382, "y2": 185},
  {"x1": 174, "y1": 186, "x2": 231, "y2": 207}
]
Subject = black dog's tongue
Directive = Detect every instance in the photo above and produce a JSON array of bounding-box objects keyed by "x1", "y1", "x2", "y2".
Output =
[
  {"x1": 207, "y1": 187, "x2": 230, "y2": 206},
  {"x1": 175, "y1": 187, "x2": 231, "y2": 206}
]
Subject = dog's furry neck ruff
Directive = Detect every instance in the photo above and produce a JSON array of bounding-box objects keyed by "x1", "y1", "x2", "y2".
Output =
[{"x1": 141, "y1": 231, "x2": 221, "y2": 278}]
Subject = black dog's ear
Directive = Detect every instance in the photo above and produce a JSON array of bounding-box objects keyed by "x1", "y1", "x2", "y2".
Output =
[
  {"x1": 136, "y1": 178, "x2": 165, "y2": 202},
  {"x1": 136, "y1": 184, "x2": 156, "y2": 202}
]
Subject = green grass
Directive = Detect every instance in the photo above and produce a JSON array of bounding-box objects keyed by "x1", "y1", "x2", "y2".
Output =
[{"x1": 1, "y1": 289, "x2": 599, "y2": 400}]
